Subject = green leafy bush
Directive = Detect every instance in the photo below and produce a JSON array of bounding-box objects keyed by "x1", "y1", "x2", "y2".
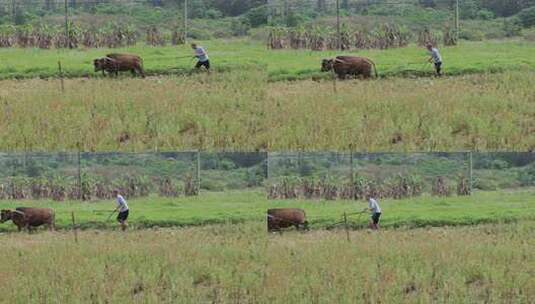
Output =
[
  {"x1": 245, "y1": 5, "x2": 268, "y2": 28},
  {"x1": 503, "y1": 17, "x2": 523, "y2": 37},
  {"x1": 517, "y1": 6, "x2": 535, "y2": 27},
  {"x1": 522, "y1": 27, "x2": 535, "y2": 41},
  {"x1": 205, "y1": 9, "x2": 224, "y2": 19},
  {"x1": 460, "y1": 29, "x2": 485, "y2": 41},
  {"x1": 518, "y1": 163, "x2": 535, "y2": 186},
  {"x1": 230, "y1": 18, "x2": 250, "y2": 36},
  {"x1": 476, "y1": 9, "x2": 495, "y2": 20}
]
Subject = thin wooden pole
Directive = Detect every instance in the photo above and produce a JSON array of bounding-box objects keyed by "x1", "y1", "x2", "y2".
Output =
[
  {"x1": 455, "y1": 0, "x2": 460, "y2": 42},
  {"x1": 183, "y1": 0, "x2": 188, "y2": 44},
  {"x1": 331, "y1": 70, "x2": 337, "y2": 93},
  {"x1": 58, "y1": 61, "x2": 65, "y2": 92},
  {"x1": 267, "y1": 0, "x2": 272, "y2": 24},
  {"x1": 64, "y1": 0, "x2": 69, "y2": 48},
  {"x1": 349, "y1": 145, "x2": 354, "y2": 185},
  {"x1": 11, "y1": 0, "x2": 16, "y2": 24},
  {"x1": 196, "y1": 150, "x2": 201, "y2": 194},
  {"x1": 71, "y1": 212, "x2": 78, "y2": 243},
  {"x1": 469, "y1": 151, "x2": 473, "y2": 195},
  {"x1": 284, "y1": 0, "x2": 288, "y2": 25},
  {"x1": 343, "y1": 212, "x2": 350, "y2": 242},
  {"x1": 336, "y1": 0, "x2": 341, "y2": 50},
  {"x1": 77, "y1": 147, "x2": 82, "y2": 200},
  {"x1": 265, "y1": 151, "x2": 270, "y2": 181}
]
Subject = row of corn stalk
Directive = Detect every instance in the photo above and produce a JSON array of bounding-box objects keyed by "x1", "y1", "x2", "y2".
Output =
[
  {"x1": 267, "y1": 174, "x2": 469, "y2": 200},
  {"x1": 269, "y1": 24, "x2": 455, "y2": 51},
  {"x1": 0, "y1": 174, "x2": 198, "y2": 201},
  {"x1": 0, "y1": 23, "x2": 185, "y2": 49},
  {"x1": 432, "y1": 175, "x2": 470, "y2": 197}
]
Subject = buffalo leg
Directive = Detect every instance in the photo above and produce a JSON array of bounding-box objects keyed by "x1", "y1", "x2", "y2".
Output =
[{"x1": 138, "y1": 68, "x2": 145, "y2": 78}]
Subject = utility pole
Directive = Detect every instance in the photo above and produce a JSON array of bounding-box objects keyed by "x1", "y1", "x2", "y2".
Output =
[
  {"x1": 184, "y1": 0, "x2": 188, "y2": 43},
  {"x1": 469, "y1": 151, "x2": 473, "y2": 194},
  {"x1": 455, "y1": 0, "x2": 459, "y2": 41},
  {"x1": 11, "y1": 0, "x2": 16, "y2": 24},
  {"x1": 64, "y1": 0, "x2": 69, "y2": 48},
  {"x1": 77, "y1": 148, "x2": 82, "y2": 200},
  {"x1": 284, "y1": 0, "x2": 288, "y2": 26},
  {"x1": 267, "y1": 0, "x2": 272, "y2": 25},
  {"x1": 336, "y1": 0, "x2": 341, "y2": 50}
]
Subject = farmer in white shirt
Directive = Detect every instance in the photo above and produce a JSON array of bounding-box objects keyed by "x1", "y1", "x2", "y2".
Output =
[
  {"x1": 191, "y1": 43, "x2": 210, "y2": 72},
  {"x1": 112, "y1": 189, "x2": 129, "y2": 231},
  {"x1": 364, "y1": 195, "x2": 382, "y2": 230},
  {"x1": 426, "y1": 43, "x2": 443, "y2": 76}
]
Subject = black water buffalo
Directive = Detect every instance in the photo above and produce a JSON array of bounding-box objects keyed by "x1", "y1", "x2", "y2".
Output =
[
  {"x1": 267, "y1": 208, "x2": 308, "y2": 232},
  {"x1": 321, "y1": 56, "x2": 377, "y2": 79},
  {"x1": 93, "y1": 53, "x2": 145, "y2": 77},
  {"x1": 0, "y1": 207, "x2": 55, "y2": 232}
]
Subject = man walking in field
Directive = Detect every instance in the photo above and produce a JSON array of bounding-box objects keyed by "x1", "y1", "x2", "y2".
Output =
[
  {"x1": 191, "y1": 43, "x2": 210, "y2": 72},
  {"x1": 426, "y1": 43, "x2": 443, "y2": 76},
  {"x1": 112, "y1": 189, "x2": 129, "y2": 231},
  {"x1": 364, "y1": 195, "x2": 382, "y2": 230}
]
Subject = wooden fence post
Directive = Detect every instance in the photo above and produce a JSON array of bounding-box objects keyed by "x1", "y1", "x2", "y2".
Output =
[
  {"x1": 58, "y1": 61, "x2": 65, "y2": 92},
  {"x1": 331, "y1": 70, "x2": 337, "y2": 94},
  {"x1": 71, "y1": 211, "x2": 78, "y2": 243},
  {"x1": 196, "y1": 150, "x2": 201, "y2": 195},
  {"x1": 343, "y1": 212, "x2": 350, "y2": 242}
]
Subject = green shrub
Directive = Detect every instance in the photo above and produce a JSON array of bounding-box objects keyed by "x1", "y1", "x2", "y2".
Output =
[
  {"x1": 473, "y1": 179, "x2": 498, "y2": 191},
  {"x1": 522, "y1": 28, "x2": 535, "y2": 41},
  {"x1": 483, "y1": 27, "x2": 507, "y2": 39},
  {"x1": 518, "y1": 164, "x2": 535, "y2": 186},
  {"x1": 205, "y1": 9, "x2": 224, "y2": 19},
  {"x1": 220, "y1": 160, "x2": 237, "y2": 170},
  {"x1": 187, "y1": 28, "x2": 213, "y2": 40},
  {"x1": 93, "y1": 3, "x2": 123, "y2": 15},
  {"x1": 230, "y1": 18, "x2": 250, "y2": 36},
  {"x1": 286, "y1": 12, "x2": 308, "y2": 27},
  {"x1": 489, "y1": 160, "x2": 510, "y2": 170},
  {"x1": 503, "y1": 17, "x2": 523, "y2": 37},
  {"x1": 476, "y1": 9, "x2": 495, "y2": 20},
  {"x1": 249, "y1": 27, "x2": 270, "y2": 41},
  {"x1": 245, "y1": 5, "x2": 268, "y2": 28},
  {"x1": 517, "y1": 6, "x2": 535, "y2": 28},
  {"x1": 200, "y1": 179, "x2": 226, "y2": 192},
  {"x1": 459, "y1": 29, "x2": 485, "y2": 41}
]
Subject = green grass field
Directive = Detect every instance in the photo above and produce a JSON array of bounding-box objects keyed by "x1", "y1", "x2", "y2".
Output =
[
  {"x1": 0, "y1": 220, "x2": 533, "y2": 303},
  {"x1": 1, "y1": 189, "x2": 534, "y2": 232},
  {"x1": 2, "y1": 35, "x2": 535, "y2": 303},
  {"x1": 1, "y1": 39, "x2": 535, "y2": 80},
  {"x1": 1, "y1": 71, "x2": 534, "y2": 151}
]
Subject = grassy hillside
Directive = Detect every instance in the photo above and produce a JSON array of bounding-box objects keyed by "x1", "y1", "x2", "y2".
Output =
[
  {"x1": 1, "y1": 39, "x2": 534, "y2": 80},
  {"x1": 1, "y1": 189, "x2": 534, "y2": 232},
  {"x1": 0, "y1": 221, "x2": 533, "y2": 302}
]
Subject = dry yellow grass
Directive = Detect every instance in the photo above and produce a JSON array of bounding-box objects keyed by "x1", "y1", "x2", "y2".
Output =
[
  {"x1": 0, "y1": 221, "x2": 533, "y2": 303},
  {"x1": 1, "y1": 71, "x2": 534, "y2": 151}
]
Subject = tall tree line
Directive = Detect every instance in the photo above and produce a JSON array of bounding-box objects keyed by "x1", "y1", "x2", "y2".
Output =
[
  {"x1": 2, "y1": 0, "x2": 535, "y2": 18},
  {"x1": 421, "y1": 0, "x2": 535, "y2": 16}
]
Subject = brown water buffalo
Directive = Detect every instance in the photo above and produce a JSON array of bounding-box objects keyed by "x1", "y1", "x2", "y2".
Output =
[
  {"x1": 94, "y1": 53, "x2": 145, "y2": 77},
  {"x1": 321, "y1": 56, "x2": 377, "y2": 79},
  {"x1": 267, "y1": 208, "x2": 308, "y2": 232},
  {"x1": 0, "y1": 207, "x2": 55, "y2": 232}
]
